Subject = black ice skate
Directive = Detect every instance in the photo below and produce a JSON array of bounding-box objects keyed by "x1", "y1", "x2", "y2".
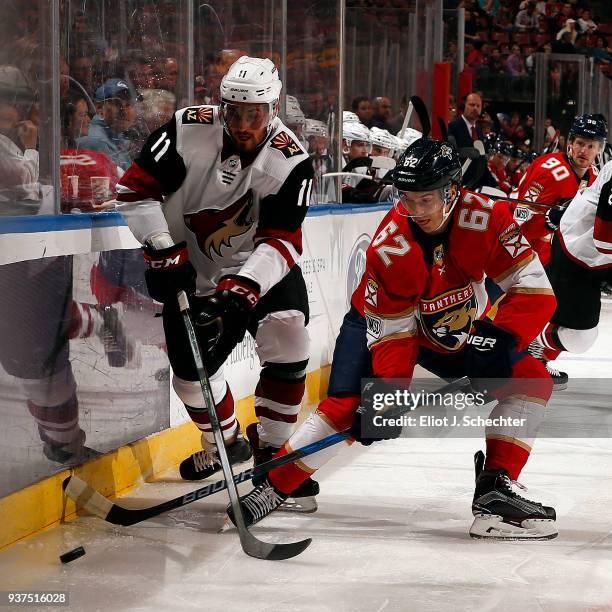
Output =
[
  {"x1": 40, "y1": 428, "x2": 100, "y2": 465},
  {"x1": 227, "y1": 477, "x2": 288, "y2": 528},
  {"x1": 247, "y1": 423, "x2": 319, "y2": 513},
  {"x1": 527, "y1": 338, "x2": 568, "y2": 390},
  {"x1": 179, "y1": 436, "x2": 252, "y2": 481},
  {"x1": 470, "y1": 451, "x2": 557, "y2": 540}
]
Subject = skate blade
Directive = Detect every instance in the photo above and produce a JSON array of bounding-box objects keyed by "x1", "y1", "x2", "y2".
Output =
[
  {"x1": 552, "y1": 383, "x2": 567, "y2": 391},
  {"x1": 469, "y1": 513, "x2": 558, "y2": 540},
  {"x1": 277, "y1": 496, "x2": 318, "y2": 514}
]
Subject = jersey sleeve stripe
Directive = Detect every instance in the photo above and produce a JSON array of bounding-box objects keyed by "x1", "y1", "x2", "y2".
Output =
[
  {"x1": 594, "y1": 217, "x2": 612, "y2": 253},
  {"x1": 506, "y1": 287, "x2": 555, "y2": 295},
  {"x1": 492, "y1": 252, "x2": 534, "y2": 284},
  {"x1": 368, "y1": 330, "x2": 417, "y2": 349},
  {"x1": 255, "y1": 227, "x2": 303, "y2": 254}
]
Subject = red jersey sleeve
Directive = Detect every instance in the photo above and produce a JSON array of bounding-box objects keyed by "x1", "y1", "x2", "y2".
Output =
[
  {"x1": 483, "y1": 203, "x2": 556, "y2": 349},
  {"x1": 514, "y1": 154, "x2": 575, "y2": 243},
  {"x1": 362, "y1": 212, "x2": 426, "y2": 380}
]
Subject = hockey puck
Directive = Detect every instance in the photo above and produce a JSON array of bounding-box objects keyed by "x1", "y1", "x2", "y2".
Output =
[{"x1": 59, "y1": 546, "x2": 85, "y2": 564}]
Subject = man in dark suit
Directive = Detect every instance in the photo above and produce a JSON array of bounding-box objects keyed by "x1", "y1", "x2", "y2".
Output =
[{"x1": 448, "y1": 93, "x2": 484, "y2": 148}]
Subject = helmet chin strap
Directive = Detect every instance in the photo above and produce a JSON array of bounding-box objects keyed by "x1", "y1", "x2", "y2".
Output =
[{"x1": 432, "y1": 183, "x2": 460, "y2": 232}]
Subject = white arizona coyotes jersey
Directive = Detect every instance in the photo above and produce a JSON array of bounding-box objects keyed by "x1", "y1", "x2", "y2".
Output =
[
  {"x1": 558, "y1": 160, "x2": 612, "y2": 269},
  {"x1": 115, "y1": 105, "x2": 313, "y2": 295}
]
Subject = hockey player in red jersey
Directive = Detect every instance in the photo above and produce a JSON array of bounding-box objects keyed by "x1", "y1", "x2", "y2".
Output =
[
  {"x1": 529, "y1": 158, "x2": 612, "y2": 389},
  {"x1": 512, "y1": 115, "x2": 604, "y2": 268},
  {"x1": 229, "y1": 139, "x2": 559, "y2": 539},
  {"x1": 486, "y1": 140, "x2": 514, "y2": 195},
  {"x1": 114, "y1": 56, "x2": 318, "y2": 508}
]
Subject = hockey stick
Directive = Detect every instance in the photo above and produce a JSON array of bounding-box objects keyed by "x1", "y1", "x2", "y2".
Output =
[
  {"x1": 63, "y1": 377, "x2": 470, "y2": 528},
  {"x1": 175, "y1": 291, "x2": 310, "y2": 560},
  {"x1": 399, "y1": 95, "x2": 431, "y2": 140}
]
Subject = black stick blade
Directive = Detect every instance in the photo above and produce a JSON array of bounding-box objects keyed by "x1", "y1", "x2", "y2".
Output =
[{"x1": 410, "y1": 95, "x2": 431, "y2": 138}]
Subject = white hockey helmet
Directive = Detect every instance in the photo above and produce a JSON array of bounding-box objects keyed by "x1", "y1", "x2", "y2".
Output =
[
  {"x1": 304, "y1": 118, "x2": 328, "y2": 139},
  {"x1": 220, "y1": 56, "x2": 282, "y2": 104},
  {"x1": 370, "y1": 127, "x2": 397, "y2": 156},
  {"x1": 343, "y1": 110, "x2": 360, "y2": 123},
  {"x1": 286, "y1": 95, "x2": 306, "y2": 126},
  {"x1": 219, "y1": 56, "x2": 282, "y2": 142},
  {"x1": 394, "y1": 128, "x2": 423, "y2": 157},
  {"x1": 343, "y1": 120, "x2": 370, "y2": 143}
]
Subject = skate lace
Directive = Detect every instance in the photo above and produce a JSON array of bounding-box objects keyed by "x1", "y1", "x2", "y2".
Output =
[
  {"x1": 193, "y1": 447, "x2": 218, "y2": 471},
  {"x1": 500, "y1": 474, "x2": 543, "y2": 507},
  {"x1": 242, "y1": 484, "x2": 284, "y2": 521},
  {"x1": 527, "y1": 338, "x2": 544, "y2": 361}
]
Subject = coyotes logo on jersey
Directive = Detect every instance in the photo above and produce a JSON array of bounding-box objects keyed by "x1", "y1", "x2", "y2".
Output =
[
  {"x1": 419, "y1": 285, "x2": 477, "y2": 351},
  {"x1": 270, "y1": 131, "x2": 302, "y2": 159},
  {"x1": 182, "y1": 107, "x2": 214, "y2": 125},
  {"x1": 184, "y1": 190, "x2": 254, "y2": 260}
]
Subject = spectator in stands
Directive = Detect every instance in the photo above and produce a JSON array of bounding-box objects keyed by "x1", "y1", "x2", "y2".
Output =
[
  {"x1": 554, "y1": 3, "x2": 573, "y2": 30},
  {"x1": 524, "y1": 45, "x2": 536, "y2": 74},
  {"x1": 488, "y1": 47, "x2": 506, "y2": 75},
  {"x1": 515, "y1": 2, "x2": 538, "y2": 30},
  {"x1": 154, "y1": 57, "x2": 179, "y2": 93},
  {"x1": 552, "y1": 30, "x2": 576, "y2": 53},
  {"x1": 536, "y1": 14, "x2": 551, "y2": 37},
  {"x1": 70, "y1": 55, "x2": 95, "y2": 98},
  {"x1": 556, "y1": 19, "x2": 578, "y2": 44},
  {"x1": 506, "y1": 45, "x2": 527, "y2": 77},
  {"x1": 467, "y1": 40, "x2": 487, "y2": 68},
  {"x1": 351, "y1": 96, "x2": 373, "y2": 127},
  {"x1": 76, "y1": 78, "x2": 136, "y2": 170},
  {"x1": 577, "y1": 9, "x2": 597, "y2": 35},
  {"x1": 388, "y1": 94, "x2": 408, "y2": 135},
  {"x1": 448, "y1": 92, "x2": 483, "y2": 147},
  {"x1": 61, "y1": 94, "x2": 91, "y2": 148},
  {"x1": 0, "y1": 65, "x2": 39, "y2": 213},
  {"x1": 371, "y1": 96, "x2": 393, "y2": 130},
  {"x1": 140, "y1": 89, "x2": 176, "y2": 133},
  {"x1": 478, "y1": 0, "x2": 501, "y2": 16}
]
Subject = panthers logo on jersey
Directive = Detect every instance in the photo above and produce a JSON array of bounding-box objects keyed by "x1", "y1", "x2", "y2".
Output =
[
  {"x1": 184, "y1": 190, "x2": 254, "y2": 260},
  {"x1": 419, "y1": 286, "x2": 477, "y2": 351},
  {"x1": 270, "y1": 131, "x2": 302, "y2": 159}
]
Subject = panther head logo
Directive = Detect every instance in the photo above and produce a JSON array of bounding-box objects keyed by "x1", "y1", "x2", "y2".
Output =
[{"x1": 432, "y1": 302, "x2": 475, "y2": 342}]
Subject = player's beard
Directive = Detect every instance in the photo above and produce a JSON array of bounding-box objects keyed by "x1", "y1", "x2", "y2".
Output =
[{"x1": 230, "y1": 127, "x2": 268, "y2": 153}]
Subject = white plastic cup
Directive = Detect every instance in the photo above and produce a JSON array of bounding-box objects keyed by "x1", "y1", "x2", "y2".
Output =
[
  {"x1": 68, "y1": 175, "x2": 79, "y2": 199},
  {"x1": 90, "y1": 176, "x2": 110, "y2": 203}
]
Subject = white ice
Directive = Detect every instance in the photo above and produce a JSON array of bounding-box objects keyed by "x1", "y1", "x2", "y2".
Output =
[{"x1": 2, "y1": 300, "x2": 612, "y2": 612}]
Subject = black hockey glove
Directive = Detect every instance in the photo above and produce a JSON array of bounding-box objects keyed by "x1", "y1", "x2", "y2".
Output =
[
  {"x1": 544, "y1": 198, "x2": 572, "y2": 231},
  {"x1": 143, "y1": 241, "x2": 196, "y2": 304},
  {"x1": 195, "y1": 275, "x2": 260, "y2": 373},
  {"x1": 544, "y1": 207, "x2": 564, "y2": 231},
  {"x1": 464, "y1": 319, "x2": 516, "y2": 392},
  {"x1": 350, "y1": 382, "x2": 404, "y2": 446}
]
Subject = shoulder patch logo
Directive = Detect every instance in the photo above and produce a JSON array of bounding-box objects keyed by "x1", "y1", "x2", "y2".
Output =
[
  {"x1": 499, "y1": 223, "x2": 530, "y2": 258},
  {"x1": 182, "y1": 107, "x2": 214, "y2": 125},
  {"x1": 270, "y1": 131, "x2": 302, "y2": 158},
  {"x1": 365, "y1": 277, "x2": 378, "y2": 308}
]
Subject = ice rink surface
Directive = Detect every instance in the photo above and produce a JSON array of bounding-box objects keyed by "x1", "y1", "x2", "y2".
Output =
[{"x1": 2, "y1": 300, "x2": 612, "y2": 612}]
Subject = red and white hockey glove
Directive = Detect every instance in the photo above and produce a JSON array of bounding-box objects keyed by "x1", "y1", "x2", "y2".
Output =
[
  {"x1": 195, "y1": 275, "x2": 260, "y2": 373},
  {"x1": 142, "y1": 241, "x2": 196, "y2": 304}
]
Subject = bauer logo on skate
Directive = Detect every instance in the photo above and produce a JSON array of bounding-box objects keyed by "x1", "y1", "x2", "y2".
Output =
[
  {"x1": 499, "y1": 223, "x2": 530, "y2": 258},
  {"x1": 420, "y1": 286, "x2": 477, "y2": 351},
  {"x1": 184, "y1": 190, "x2": 254, "y2": 260}
]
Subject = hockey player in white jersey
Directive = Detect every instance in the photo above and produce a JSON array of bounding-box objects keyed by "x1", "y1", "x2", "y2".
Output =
[
  {"x1": 114, "y1": 56, "x2": 318, "y2": 506},
  {"x1": 530, "y1": 159, "x2": 612, "y2": 380}
]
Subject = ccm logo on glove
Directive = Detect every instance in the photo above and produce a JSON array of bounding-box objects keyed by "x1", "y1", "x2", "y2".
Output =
[{"x1": 217, "y1": 277, "x2": 260, "y2": 307}]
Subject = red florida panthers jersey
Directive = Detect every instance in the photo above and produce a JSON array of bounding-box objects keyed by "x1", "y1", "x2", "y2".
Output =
[
  {"x1": 512, "y1": 152, "x2": 597, "y2": 265},
  {"x1": 351, "y1": 189, "x2": 556, "y2": 380}
]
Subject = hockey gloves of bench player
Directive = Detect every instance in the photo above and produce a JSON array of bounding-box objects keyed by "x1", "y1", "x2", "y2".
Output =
[
  {"x1": 143, "y1": 241, "x2": 196, "y2": 304},
  {"x1": 544, "y1": 198, "x2": 572, "y2": 231},
  {"x1": 350, "y1": 382, "x2": 404, "y2": 446},
  {"x1": 465, "y1": 319, "x2": 516, "y2": 392},
  {"x1": 195, "y1": 275, "x2": 260, "y2": 373}
]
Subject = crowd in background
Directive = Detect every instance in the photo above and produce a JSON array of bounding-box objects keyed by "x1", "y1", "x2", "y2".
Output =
[{"x1": 0, "y1": 0, "x2": 610, "y2": 211}]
